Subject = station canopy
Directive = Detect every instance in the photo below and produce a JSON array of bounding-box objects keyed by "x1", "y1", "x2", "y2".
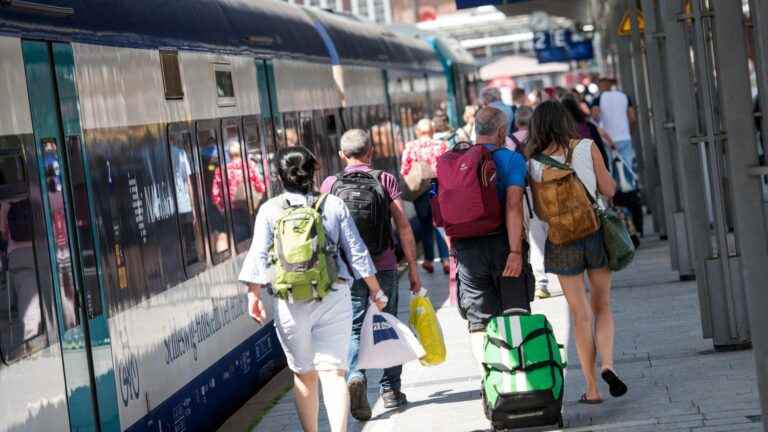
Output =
[{"x1": 455, "y1": 0, "x2": 591, "y2": 23}]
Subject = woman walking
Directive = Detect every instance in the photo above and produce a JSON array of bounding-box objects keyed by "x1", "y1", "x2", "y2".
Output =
[
  {"x1": 527, "y1": 101, "x2": 628, "y2": 404},
  {"x1": 239, "y1": 146, "x2": 386, "y2": 432}
]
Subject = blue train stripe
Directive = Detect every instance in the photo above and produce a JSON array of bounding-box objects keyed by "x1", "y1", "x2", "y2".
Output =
[{"x1": 125, "y1": 323, "x2": 286, "y2": 432}]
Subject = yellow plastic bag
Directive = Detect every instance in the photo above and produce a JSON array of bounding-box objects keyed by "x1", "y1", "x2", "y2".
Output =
[{"x1": 409, "y1": 289, "x2": 447, "y2": 366}]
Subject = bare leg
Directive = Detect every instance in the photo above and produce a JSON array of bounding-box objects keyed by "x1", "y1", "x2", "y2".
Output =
[
  {"x1": 559, "y1": 273, "x2": 601, "y2": 400},
  {"x1": 294, "y1": 371, "x2": 319, "y2": 432},
  {"x1": 587, "y1": 267, "x2": 615, "y2": 372},
  {"x1": 318, "y1": 369, "x2": 350, "y2": 432}
]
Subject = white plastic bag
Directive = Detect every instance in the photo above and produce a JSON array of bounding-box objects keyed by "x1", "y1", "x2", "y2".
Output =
[{"x1": 358, "y1": 305, "x2": 425, "y2": 370}]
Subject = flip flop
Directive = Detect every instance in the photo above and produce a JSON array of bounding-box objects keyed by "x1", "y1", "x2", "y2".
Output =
[
  {"x1": 578, "y1": 393, "x2": 603, "y2": 405},
  {"x1": 601, "y1": 369, "x2": 628, "y2": 397}
]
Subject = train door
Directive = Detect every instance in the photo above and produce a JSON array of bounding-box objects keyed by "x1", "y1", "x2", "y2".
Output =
[
  {"x1": 255, "y1": 59, "x2": 282, "y2": 197},
  {"x1": 21, "y1": 41, "x2": 119, "y2": 431}
]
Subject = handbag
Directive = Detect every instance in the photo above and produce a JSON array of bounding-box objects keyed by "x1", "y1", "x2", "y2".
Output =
[
  {"x1": 401, "y1": 160, "x2": 434, "y2": 202},
  {"x1": 533, "y1": 149, "x2": 635, "y2": 271},
  {"x1": 358, "y1": 305, "x2": 426, "y2": 369}
]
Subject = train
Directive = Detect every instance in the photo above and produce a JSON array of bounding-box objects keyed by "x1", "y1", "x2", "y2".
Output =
[{"x1": 0, "y1": 1, "x2": 477, "y2": 431}]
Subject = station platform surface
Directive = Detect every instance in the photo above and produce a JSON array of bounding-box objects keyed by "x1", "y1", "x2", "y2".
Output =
[{"x1": 230, "y1": 238, "x2": 763, "y2": 432}]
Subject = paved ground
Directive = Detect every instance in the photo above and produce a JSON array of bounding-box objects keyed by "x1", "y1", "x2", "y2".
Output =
[{"x1": 249, "y1": 238, "x2": 763, "y2": 432}]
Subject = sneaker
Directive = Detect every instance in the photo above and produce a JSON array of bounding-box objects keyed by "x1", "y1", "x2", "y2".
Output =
[
  {"x1": 349, "y1": 378, "x2": 372, "y2": 421},
  {"x1": 381, "y1": 389, "x2": 408, "y2": 409},
  {"x1": 535, "y1": 287, "x2": 551, "y2": 299}
]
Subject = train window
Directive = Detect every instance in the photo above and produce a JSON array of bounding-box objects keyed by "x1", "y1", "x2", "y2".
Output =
[
  {"x1": 160, "y1": 50, "x2": 184, "y2": 100},
  {"x1": 299, "y1": 112, "x2": 316, "y2": 153},
  {"x1": 214, "y1": 63, "x2": 236, "y2": 107},
  {"x1": 325, "y1": 112, "x2": 338, "y2": 135},
  {"x1": 0, "y1": 139, "x2": 47, "y2": 362},
  {"x1": 219, "y1": 119, "x2": 256, "y2": 253},
  {"x1": 242, "y1": 116, "x2": 269, "y2": 206},
  {"x1": 196, "y1": 124, "x2": 232, "y2": 264},
  {"x1": 283, "y1": 113, "x2": 300, "y2": 147},
  {"x1": 167, "y1": 124, "x2": 207, "y2": 277}
]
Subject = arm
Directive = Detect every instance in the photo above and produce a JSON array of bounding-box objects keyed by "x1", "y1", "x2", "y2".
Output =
[
  {"x1": 240, "y1": 205, "x2": 274, "y2": 323},
  {"x1": 503, "y1": 186, "x2": 524, "y2": 277},
  {"x1": 592, "y1": 143, "x2": 616, "y2": 199},
  {"x1": 391, "y1": 198, "x2": 421, "y2": 293},
  {"x1": 627, "y1": 105, "x2": 637, "y2": 127},
  {"x1": 597, "y1": 126, "x2": 616, "y2": 150}
]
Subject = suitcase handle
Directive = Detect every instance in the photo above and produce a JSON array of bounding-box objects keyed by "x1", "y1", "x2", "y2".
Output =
[
  {"x1": 558, "y1": 344, "x2": 568, "y2": 368},
  {"x1": 502, "y1": 308, "x2": 530, "y2": 316}
]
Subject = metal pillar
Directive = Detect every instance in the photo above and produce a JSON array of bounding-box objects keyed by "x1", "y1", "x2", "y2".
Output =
[
  {"x1": 627, "y1": 0, "x2": 664, "y2": 238},
  {"x1": 639, "y1": 0, "x2": 694, "y2": 278},
  {"x1": 658, "y1": 0, "x2": 716, "y2": 340},
  {"x1": 708, "y1": 0, "x2": 768, "y2": 425},
  {"x1": 749, "y1": 0, "x2": 768, "y2": 425}
]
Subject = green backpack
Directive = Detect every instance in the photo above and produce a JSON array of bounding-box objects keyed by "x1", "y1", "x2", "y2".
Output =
[
  {"x1": 482, "y1": 311, "x2": 566, "y2": 429},
  {"x1": 270, "y1": 193, "x2": 337, "y2": 302}
]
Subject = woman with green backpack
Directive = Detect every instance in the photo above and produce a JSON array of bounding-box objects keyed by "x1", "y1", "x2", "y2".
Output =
[
  {"x1": 528, "y1": 101, "x2": 629, "y2": 405},
  {"x1": 239, "y1": 146, "x2": 387, "y2": 432}
]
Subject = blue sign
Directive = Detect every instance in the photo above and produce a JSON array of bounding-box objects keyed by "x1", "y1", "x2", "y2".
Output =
[
  {"x1": 533, "y1": 29, "x2": 594, "y2": 63},
  {"x1": 455, "y1": 0, "x2": 531, "y2": 8}
]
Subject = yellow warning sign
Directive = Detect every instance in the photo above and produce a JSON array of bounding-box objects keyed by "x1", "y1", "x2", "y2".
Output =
[{"x1": 618, "y1": 10, "x2": 646, "y2": 36}]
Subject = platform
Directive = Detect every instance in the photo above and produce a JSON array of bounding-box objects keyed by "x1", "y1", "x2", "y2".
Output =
[{"x1": 226, "y1": 238, "x2": 763, "y2": 432}]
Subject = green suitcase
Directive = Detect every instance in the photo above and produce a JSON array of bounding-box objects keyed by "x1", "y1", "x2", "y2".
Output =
[{"x1": 482, "y1": 310, "x2": 566, "y2": 430}]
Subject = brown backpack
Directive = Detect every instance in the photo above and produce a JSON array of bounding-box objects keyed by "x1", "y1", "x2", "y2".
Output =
[{"x1": 531, "y1": 140, "x2": 600, "y2": 245}]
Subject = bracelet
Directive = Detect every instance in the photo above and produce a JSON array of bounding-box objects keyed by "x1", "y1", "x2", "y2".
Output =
[{"x1": 509, "y1": 250, "x2": 522, "y2": 255}]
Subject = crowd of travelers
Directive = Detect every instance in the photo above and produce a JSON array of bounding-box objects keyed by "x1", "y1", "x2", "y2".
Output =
[{"x1": 238, "y1": 77, "x2": 637, "y2": 431}]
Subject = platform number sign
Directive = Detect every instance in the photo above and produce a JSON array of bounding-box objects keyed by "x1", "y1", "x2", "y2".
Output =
[{"x1": 533, "y1": 29, "x2": 594, "y2": 63}]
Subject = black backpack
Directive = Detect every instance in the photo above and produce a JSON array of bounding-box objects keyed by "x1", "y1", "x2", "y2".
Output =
[
  {"x1": 330, "y1": 170, "x2": 391, "y2": 256},
  {"x1": 7, "y1": 199, "x2": 33, "y2": 242}
]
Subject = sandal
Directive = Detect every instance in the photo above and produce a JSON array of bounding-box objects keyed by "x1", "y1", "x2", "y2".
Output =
[
  {"x1": 578, "y1": 393, "x2": 603, "y2": 405},
  {"x1": 601, "y1": 369, "x2": 628, "y2": 397}
]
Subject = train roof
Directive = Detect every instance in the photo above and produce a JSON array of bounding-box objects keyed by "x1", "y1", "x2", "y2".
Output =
[
  {"x1": 0, "y1": 0, "x2": 330, "y2": 61},
  {"x1": 305, "y1": 8, "x2": 442, "y2": 72},
  {"x1": 430, "y1": 36, "x2": 476, "y2": 69}
]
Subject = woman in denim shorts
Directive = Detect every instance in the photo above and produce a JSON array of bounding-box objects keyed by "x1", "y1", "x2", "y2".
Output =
[{"x1": 528, "y1": 101, "x2": 628, "y2": 404}]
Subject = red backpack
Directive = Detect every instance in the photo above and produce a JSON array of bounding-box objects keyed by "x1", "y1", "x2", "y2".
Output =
[{"x1": 432, "y1": 144, "x2": 503, "y2": 238}]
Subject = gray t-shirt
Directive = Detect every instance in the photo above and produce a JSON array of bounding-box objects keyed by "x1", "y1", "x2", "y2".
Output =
[{"x1": 239, "y1": 192, "x2": 376, "y2": 287}]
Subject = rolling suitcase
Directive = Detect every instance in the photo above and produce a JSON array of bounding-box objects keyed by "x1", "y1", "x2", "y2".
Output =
[{"x1": 482, "y1": 310, "x2": 566, "y2": 431}]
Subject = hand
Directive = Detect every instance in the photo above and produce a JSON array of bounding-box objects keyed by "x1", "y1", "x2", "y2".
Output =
[
  {"x1": 370, "y1": 289, "x2": 389, "y2": 311},
  {"x1": 502, "y1": 252, "x2": 522, "y2": 277},
  {"x1": 247, "y1": 291, "x2": 267, "y2": 324},
  {"x1": 408, "y1": 269, "x2": 421, "y2": 294}
]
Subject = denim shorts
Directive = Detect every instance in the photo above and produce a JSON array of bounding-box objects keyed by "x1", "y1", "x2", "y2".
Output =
[{"x1": 545, "y1": 229, "x2": 607, "y2": 276}]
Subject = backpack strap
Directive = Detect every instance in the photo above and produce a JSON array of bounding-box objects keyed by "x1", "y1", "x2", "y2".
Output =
[{"x1": 532, "y1": 149, "x2": 598, "y2": 207}]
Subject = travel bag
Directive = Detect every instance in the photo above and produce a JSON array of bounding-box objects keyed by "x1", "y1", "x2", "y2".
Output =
[{"x1": 482, "y1": 310, "x2": 566, "y2": 430}]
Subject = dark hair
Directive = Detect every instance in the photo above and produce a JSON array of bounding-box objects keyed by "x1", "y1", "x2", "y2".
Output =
[
  {"x1": 275, "y1": 146, "x2": 317, "y2": 194},
  {"x1": 527, "y1": 101, "x2": 579, "y2": 158},
  {"x1": 561, "y1": 96, "x2": 587, "y2": 124}
]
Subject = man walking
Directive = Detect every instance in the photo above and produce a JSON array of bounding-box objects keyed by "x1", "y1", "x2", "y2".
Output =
[
  {"x1": 321, "y1": 129, "x2": 421, "y2": 421},
  {"x1": 443, "y1": 107, "x2": 528, "y2": 366},
  {"x1": 591, "y1": 78, "x2": 637, "y2": 169},
  {"x1": 481, "y1": 87, "x2": 514, "y2": 137}
]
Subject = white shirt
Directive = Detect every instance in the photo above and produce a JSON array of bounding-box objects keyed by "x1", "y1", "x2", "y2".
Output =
[
  {"x1": 238, "y1": 192, "x2": 376, "y2": 287},
  {"x1": 598, "y1": 90, "x2": 632, "y2": 142}
]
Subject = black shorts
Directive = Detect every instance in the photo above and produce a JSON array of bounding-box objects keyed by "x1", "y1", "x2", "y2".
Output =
[{"x1": 453, "y1": 232, "x2": 532, "y2": 332}]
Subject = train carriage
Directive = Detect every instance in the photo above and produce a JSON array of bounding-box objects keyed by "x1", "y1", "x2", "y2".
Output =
[{"x1": 0, "y1": 1, "x2": 475, "y2": 431}]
